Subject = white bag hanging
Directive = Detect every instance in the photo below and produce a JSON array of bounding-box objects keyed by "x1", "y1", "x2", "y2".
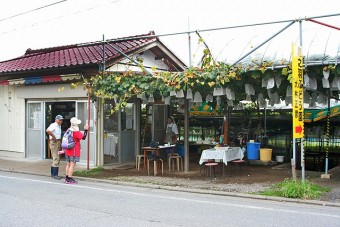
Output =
[
  {"x1": 267, "y1": 89, "x2": 273, "y2": 99},
  {"x1": 286, "y1": 85, "x2": 292, "y2": 97},
  {"x1": 267, "y1": 77, "x2": 275, "y2": 89},
  {"x1": 331, "y1": 77, "x2": 338, "y2": 90},
  {"x1": 213, "y1": 87, "x2": 225, "y2": 96},
  {"x1": 311, "y1": 92, "x2": 317, "y2": 103},
  {"x1": 273, "y1": 92, "x2": 280, "y2": 104},
  {"x1": 170, "y1": 90, "x2": 176, "y2": 96},
  {"x1": 258, "y1": 93, "x2": 264, "y2": 102},
  {"x1": 309, "y1": 78, "x2": 317, "y2": 90},
  {"x1": 249, "y1": 84, "x2": 255, "y2": 95},
  {"x1": 262, "y1": 78, "x2": 268, "y2": 88},
  {"x1": 176, "y1": 89, "x2": 184, "y2": 98},
  {"x1": 304, "y1": 91, "x2": 310, "y2": 104},
  {"x1": 193, "y1": 92, "x2": 202, "y2": 103},
  {"x1": 317, "y1": 94, "x2": 325, "y2": 104},
  {"x1": 186, "y1": 88, "x2": 193, "y2": 100},
  {"x1": 225, "y1": 87, "x2": 231, "y2": 99},
  {"x1": 216, "y1": 96, "x2": 221, "y2": 105},
  {"x1": 323, "y1": 69, "x2": 330, "y2": 79},
  {"x1": 275, "y1": 75, "x2": 282, "y2": 88},
  {"x1": 285, "y1": 96, "x2": 292, "y2": 105},
  {"x1": 259, "y1": 100, "x2": 267, "y2": 108},
  {"x1": 206, "y1": 94, "x2": 213, "y2": 102},
  {"x1": 309, "y1": 101, "x2": 316, "y2": 108},
  {"x1": 148, "y1": 95, "x2": 155, "y2": 103},
  {"x1": 230, "y1": 91, "x2": 235, "y2": 100},
  {"x1": 322, "y1": 77, "x2": 330, "y2": 88},
  {"x1": 164, "y1": 96, "x2": 170, "y2": 105},
  {"x1": 304, "y1": 74, "x2": 310, "y2": 87},
  {"x1": 245, "y1": 84, "x2": 250, "y2": 95}
]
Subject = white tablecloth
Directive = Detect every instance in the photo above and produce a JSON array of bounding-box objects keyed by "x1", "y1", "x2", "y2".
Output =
[{"x1": 199, "y1": 147, "x2": 244, "y2": 165}]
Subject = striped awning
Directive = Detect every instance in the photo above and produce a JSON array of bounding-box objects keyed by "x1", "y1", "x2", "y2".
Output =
[
  {"x1": 304, "y1": 105, "x2": 340, "y2": 123},
  {"x1": 0, "y1": 74, "x2": 81, "y2": 86}
]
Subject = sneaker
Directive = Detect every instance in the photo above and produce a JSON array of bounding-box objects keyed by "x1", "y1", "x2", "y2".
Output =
[
  {"x1": 69, "y1": 178, "x2": 77, "y2": 184},
  {"x1": 65, "y1": 177, "x2": 77, "y2": 184},
  {"x1": 52, "y1": 175, "x2": 61, "y2": 180}
]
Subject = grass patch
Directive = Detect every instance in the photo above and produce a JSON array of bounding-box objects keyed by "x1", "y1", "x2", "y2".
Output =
[
  {"x1": 74, "y1": 166, "x2": 104, "y2": 177},
  {"x1": 260, "y1": 178, "x2": 330, "y2": 200}
]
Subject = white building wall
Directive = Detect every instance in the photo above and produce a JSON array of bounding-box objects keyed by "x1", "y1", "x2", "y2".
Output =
[
  {"x1": 0, "y1": 85, "x2": 25, "y2": 153},
  {"x1": 107, "y1": 50, "x2": 169, "y2": 72},
  {"x1": 0, "y1": 83, "x2": 87, "y2": 154}
]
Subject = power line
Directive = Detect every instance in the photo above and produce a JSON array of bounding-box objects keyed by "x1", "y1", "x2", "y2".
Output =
[
  {"x1": 0, "y1": 0, "x2": 123, "y2": 36},
  {"x1": 0, "y1": 0, "x2": 68, "y2": 22}
]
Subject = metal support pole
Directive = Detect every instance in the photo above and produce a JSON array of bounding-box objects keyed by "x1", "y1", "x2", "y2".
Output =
[
  {"x1": 299, "y1": 20, "x2": 305, "y2": 181},
  {"x1": 325, "y1": 89, "x2": 331, "y2": 175},
  {"x1": 231, "y1": 21, "x2": 295, "y2": 67},
  {"x1": 87, "y1": 88, "x2": 91, "y2": 170},
  {"x1": 184, "y1": 22, "x2": 192, "y2": 172}
]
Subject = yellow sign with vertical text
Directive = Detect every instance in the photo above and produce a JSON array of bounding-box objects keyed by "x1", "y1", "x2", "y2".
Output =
[{"x1": 292, "y1": 44, "x2": 304, "y2": 138}]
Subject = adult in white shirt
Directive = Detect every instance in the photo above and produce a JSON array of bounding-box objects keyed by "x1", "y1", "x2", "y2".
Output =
[
  {"x1": 164, "y1": 116, "x2": 178, "y2": 144},
  {"x1": 46, "y1": 115, "x2": 64, "y2": 180}
]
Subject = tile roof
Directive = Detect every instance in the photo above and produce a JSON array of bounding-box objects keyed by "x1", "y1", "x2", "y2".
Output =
[{"x1": 0, "y1": 31, "x2": 157, "y2": 75}]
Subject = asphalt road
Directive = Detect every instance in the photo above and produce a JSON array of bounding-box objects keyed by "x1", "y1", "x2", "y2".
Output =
[{"x1": 0, "y1": 172, "x2": 339, "y2": 227}]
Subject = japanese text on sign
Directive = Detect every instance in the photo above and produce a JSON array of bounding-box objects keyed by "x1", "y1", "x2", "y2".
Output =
[{"x1": 292, "y1": 45, "x2": 304, "y2": 138}]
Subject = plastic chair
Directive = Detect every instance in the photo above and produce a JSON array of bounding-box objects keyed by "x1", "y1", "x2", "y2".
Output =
[
  {"x1": 232, "y1": 147, "x2": 247, "y2": 170},
  {"x1": 168, "y1": 154, "x2": 182, "y2": 172},
  {"x1": 232, "y1": 159, "x2": 246, "y2": 170},
  {"x1": 135, "y1": 154, "x2": 144, "y2": 170},
  {"x1": 205, "y1": 162, "x2": 218, "y2": 181}
]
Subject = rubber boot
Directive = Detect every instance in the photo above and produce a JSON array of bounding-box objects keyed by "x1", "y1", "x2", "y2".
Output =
[{"x1": 51, "y1": 167, "x2": 61, "y2": 180}]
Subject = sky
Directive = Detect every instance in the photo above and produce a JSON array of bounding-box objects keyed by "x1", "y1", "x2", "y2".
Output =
[{"x1": 0, "y1": 0, "x2": 339, "y2": 65}]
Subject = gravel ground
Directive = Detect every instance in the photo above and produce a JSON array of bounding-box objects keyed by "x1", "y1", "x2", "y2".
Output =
[{"x1": 108, "y1": 175, "x2": 272, "y2": 194}]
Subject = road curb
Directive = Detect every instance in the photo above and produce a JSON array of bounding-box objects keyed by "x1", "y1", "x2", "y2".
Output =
[{"x1": 2, "y1": 168, "x2": 339, "y2": 207}]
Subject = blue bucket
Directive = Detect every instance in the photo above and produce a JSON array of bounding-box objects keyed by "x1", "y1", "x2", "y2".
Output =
[{"x1": 246, "y1": 142, "x2": 261, "y2": 160}]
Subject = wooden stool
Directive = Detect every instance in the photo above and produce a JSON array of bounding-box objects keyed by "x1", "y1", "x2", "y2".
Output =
[
  {"x1": 232, "y1": 159, "x2": 246, "y2": 171},
  {"x1": 135, "y1": 154, "x2": 144, "y2": 170},
  {"x1": 147, "y1": 158, "x2": 163, "y2": 176},
  {"x1": 168, "y1": 155, "x2": 182, "y2": 172},
  {"x1": 205, "y1": 162, "x2": 218, "y2": 180}
]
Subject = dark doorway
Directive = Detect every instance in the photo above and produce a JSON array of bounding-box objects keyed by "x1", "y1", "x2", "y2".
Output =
[{"x1": 45, "y1": 101, "x2": 76, "y2": 158}]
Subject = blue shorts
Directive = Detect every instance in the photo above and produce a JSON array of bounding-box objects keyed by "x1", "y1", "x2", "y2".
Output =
[{"x1": 65, "y1": 155, "x2": 80, "y2": 163}]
